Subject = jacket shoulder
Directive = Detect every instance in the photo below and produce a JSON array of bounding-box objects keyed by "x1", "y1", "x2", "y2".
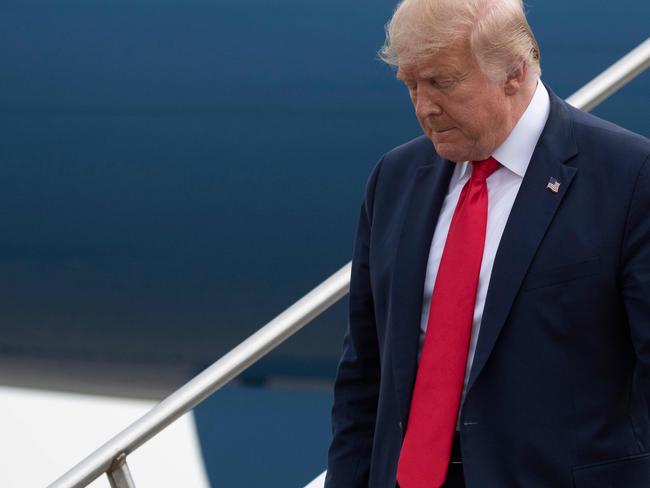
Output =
[
  {"x1": 360, "y1": 135, "x2": 440, "y2": 225},
  {"x1": 368, "y1": 135, "x2": 438, "y2": 191},
  {"x1": 567, "y1": 104, "x2": 650, "y2": 167},
  {"x1": 382, "y1": 135, "x2": 438, "y2": 170}
]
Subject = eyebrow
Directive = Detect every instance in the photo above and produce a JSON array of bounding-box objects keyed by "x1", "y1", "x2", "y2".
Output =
[
  {"x1": 396, "y1": 71, "x2": 430, "y2": 82},
  {"x1": 397, "y1": 69, "x2": 467, "y2": 82}
]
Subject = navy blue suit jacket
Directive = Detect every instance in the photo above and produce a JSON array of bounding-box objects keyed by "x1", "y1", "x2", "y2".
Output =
[{"x1": 326, "y1": 88, "x2": 650, "y2": 487}]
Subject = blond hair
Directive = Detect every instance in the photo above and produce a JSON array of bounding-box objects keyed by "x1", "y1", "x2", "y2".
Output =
[{"x1": 379, "y1": 0, "x2": 541, "y2": 82}]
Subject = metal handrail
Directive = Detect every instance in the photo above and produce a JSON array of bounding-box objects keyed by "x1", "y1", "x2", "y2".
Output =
[
  {"x1": 48, "y1": 263, "x2": 351, "y2": 487},
  {"x1": 49, "y1": 36, "x2": 650, "y2": 488},
  {"x1": 566, "y1": 37, "x2": 650, "y2": 111}
]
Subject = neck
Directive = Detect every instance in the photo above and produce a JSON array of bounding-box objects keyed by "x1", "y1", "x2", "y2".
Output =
[
  {"x1": 508, "y1": 78, "x2": 538, "y2": 131},
  {"x1": 483, "y1": 78, "x2": 537, "y2": 158}
]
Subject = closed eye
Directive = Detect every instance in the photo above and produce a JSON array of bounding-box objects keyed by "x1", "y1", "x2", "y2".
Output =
[{"x1": 430, "y1": 78, "x2": 457, "y2": 90}]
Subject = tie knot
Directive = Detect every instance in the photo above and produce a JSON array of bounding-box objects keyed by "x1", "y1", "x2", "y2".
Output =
[{"x1": 470, "y1": 156, "x2": 500, "y2": 182}]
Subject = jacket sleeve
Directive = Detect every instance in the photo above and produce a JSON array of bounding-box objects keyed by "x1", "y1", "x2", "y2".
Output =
[
  {"x1": 622, "y1": 153, "x2": 650, "y2": 400},
  {"x1": 325, "y1": 158, "x2": 383, "y2": 487}
]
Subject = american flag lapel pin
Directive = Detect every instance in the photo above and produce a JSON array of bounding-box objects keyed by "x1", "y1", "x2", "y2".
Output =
[{"x1": 546, "y1": 177, "x2": 561, "y2": 193}]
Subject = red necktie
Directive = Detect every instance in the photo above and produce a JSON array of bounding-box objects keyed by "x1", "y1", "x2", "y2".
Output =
[{"x1": 396, "y1": 157, "x2": 501, "y2": 488}]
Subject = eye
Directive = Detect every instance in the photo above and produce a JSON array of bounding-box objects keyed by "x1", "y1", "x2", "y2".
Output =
[{"x1": 430, "y1": 78, "x2": 456, "y2": 90}]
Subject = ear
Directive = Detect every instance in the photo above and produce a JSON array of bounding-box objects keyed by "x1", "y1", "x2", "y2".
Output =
[{"x1": 503, "y1": 61, "x2": 527, "y2": 96}]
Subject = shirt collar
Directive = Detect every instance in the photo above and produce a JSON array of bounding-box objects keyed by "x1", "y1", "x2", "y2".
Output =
[{"x1": 458, "y1": 80, "x2": 550, "y2": 180}]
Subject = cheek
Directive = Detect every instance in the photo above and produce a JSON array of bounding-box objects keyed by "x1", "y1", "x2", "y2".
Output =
[
  {"x1": 445, "y1": 99, "x2": 478, "y2": 130},
  {"x1": 454, "y1": 111, "x2": 482, "y2": 140},
  {"x1": 463, "y1": 104, "x2": 501, "y2": 139}
]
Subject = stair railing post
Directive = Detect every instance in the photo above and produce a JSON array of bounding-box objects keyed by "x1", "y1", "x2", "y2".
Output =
[{"x1": 106, "y1": 454, "x2": 136, "y2": 488}]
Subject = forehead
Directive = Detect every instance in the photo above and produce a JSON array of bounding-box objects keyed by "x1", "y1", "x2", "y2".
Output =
[{"x1": 396, "y1": 44, "x2": 474, "y2": 80}]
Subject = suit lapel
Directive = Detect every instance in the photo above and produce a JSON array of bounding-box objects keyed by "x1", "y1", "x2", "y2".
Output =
[
  {"x1": 390, "y1": 157, "x2": 455, "y2": 422},
  {"x1": 465, "y1": 90, "x2": 579, "y2": 394}
]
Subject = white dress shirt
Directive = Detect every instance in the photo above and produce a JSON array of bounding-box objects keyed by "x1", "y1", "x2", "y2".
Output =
[{"x1": 417, "y1": 81, "x2": 551, "y2": 422}]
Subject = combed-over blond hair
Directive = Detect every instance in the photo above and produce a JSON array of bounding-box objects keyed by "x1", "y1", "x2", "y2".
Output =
[{"x1": 379, "y1": 0, "x2": 541, "y2": 83}]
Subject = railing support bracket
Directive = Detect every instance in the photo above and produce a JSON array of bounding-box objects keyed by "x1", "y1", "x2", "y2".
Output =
[{"x1": 107, "y1": 454, "x2": 136, "y2": 488}]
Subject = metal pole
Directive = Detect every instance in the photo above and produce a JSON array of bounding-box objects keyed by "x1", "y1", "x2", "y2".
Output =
[
  {"x1": 566, "y1": 37, "x2": 650, "y2": 112},
  {"x1": 47, "y1": 263, "x2": 352, "y2": 488},
  {"x1": 106, "y1": 454, "x2": 136, "y2": 488}
]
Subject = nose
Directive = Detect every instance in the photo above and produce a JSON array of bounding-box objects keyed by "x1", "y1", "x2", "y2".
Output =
[{"x1": 414, "y1": 84, "x2": 443, "y2": 119}]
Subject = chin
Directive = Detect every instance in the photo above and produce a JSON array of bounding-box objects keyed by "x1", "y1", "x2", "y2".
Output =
[{"x1": 431, "y1": 142, "x2": 469, "y2": 163}]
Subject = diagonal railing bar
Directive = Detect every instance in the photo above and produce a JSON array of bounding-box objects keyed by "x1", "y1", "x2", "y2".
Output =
[
  {"x1": 48, "y1": 263, "x2": 351, "y2": 488},
  {"x1": 49, "y1": 37, "x2": 650, "y2": 488},
  {"x1": 566, "y1": 37, "x2": 650, "y2": 112}
]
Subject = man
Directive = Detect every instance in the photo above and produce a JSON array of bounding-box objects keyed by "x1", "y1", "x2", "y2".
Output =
[{"x1": 325, "y1": 0, "x2": 650, "y2": 487}]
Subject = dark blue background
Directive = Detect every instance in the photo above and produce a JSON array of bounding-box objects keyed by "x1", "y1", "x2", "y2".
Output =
[{"x1": 0, "y1": 0, "x2": 648, "y2": 485}]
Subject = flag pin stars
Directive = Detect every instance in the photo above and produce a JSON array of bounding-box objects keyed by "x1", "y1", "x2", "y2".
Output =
[{"x1": 546, "y1": 177, "x2": 561, "y2": 193}]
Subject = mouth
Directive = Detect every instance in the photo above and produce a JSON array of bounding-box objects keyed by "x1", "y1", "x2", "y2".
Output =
[{"x1": 434, "y1": 127, "x2": 455, "y2": 134}]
